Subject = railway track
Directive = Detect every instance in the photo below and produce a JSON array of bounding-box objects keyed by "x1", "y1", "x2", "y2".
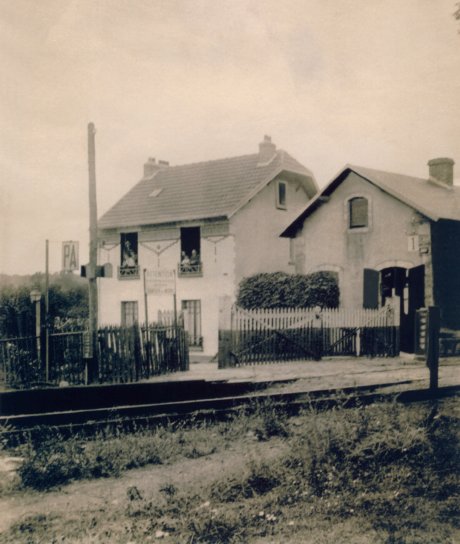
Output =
[{"x1": 1, "y1": 381, "x2": 459, "y2": 444}]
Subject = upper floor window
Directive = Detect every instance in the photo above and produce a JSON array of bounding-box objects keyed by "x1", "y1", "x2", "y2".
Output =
[
  {"x1": 349, "y1": 197, "x2": 368, "y2": 229},
  {"x1": 276, "y1": 180, "x2": 287, "y2": 209},
  {"x1": 179, "y1": 226, "x2": 202, "y2": 276},
  {"x1": 119, "y1": 232, "x2": 139, "y2": 279}
]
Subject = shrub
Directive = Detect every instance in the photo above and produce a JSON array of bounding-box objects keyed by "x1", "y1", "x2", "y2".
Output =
[{"x1": 236, "y1": 271, "x2": 339, "y2": 309}]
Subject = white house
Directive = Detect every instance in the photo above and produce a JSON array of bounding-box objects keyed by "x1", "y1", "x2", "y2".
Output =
[
  {"x1": 281, "y1": 158, "x2": 460, "y2": 353},
  {"x1": 97, "y1": 136, "x2": 317, "y2": 357}
]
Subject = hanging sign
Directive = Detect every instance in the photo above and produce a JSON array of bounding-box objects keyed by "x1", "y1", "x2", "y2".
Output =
[
  {"x1": 62, "y1": 241, "x2": 79, "y2": 271},
  {"x1": 145, "y1": 269, "x2": 176, "y2": 295}
]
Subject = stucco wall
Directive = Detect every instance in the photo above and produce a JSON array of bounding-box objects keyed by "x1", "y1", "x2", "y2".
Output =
[
  {"x1": 296, "y1": 172, "x2": 432, "y2": 308},
  {"x1": 98, "y1": 223, "x2": 235, "y2": 356},
  {"x1": 232, "y1": 176, "x2": 310, "y2": 284}
]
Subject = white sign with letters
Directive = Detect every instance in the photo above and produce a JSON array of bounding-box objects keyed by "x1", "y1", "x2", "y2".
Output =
[
  {"x1": 62, "y1": 241, "x2": 79, "y2": 271},
  {"x1": 145, "y1": 269, "x2": 176, "y2": 295}
]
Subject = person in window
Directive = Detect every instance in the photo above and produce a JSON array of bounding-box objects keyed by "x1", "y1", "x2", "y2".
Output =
[
  {"x1": 190, "y1": 249, "x2": 200, "y2": 267},
  {"x1": 122, "y1": 241, "x2": 137, "y2": 267},
  {"x1": 181, "y1": 251, "x2": 191, "y2": 271}
]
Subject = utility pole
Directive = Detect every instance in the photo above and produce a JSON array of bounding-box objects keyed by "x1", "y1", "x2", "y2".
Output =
[
  {"x1": 45, "y1": 239, "x2": 49, "y2": 381},
  {"x1": 87, "y1": 122, "x2": 99, "y2": 382}
]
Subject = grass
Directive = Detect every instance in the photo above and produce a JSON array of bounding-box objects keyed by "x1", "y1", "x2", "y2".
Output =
[{"x1": 1, "y1": 397, "x2": 459, "y2": 543}]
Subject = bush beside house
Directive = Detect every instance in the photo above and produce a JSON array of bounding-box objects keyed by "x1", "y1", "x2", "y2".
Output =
[{"x1": 236, "y1": 272, "x2": 339, "y2": 310}]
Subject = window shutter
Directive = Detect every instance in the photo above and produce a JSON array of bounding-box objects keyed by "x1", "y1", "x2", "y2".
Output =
[
  {"x1": 363, "y1": 268, "x2": 379, "y2": 309},
  {"x1": 349, "y1": 197, "x2": 368, "y2": 228}
]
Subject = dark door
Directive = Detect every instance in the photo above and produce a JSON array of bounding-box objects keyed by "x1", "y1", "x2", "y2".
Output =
[{"x1": 405, "y1": 265, "x2": 425, "y2": 353}]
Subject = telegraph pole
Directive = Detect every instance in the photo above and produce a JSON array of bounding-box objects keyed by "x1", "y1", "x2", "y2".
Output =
[{"x1": 87, "y1": 122, "x2": 99, "y2": 382}]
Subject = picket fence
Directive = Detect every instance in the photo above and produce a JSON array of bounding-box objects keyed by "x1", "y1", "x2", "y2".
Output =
[
  {"x1": 0, "y1": 323, "x2": 189, "y2": 388},
  {"x1": 219, "y1": 305, "x2": 399, "y2": 367}
]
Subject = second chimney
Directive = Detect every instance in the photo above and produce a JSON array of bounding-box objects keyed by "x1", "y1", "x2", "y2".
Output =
[
  {"x1": 428, "y1": 157, "x2": 454, "y2": 187},
  {"x1": 144, "y1": 157, "x2": 158, "y2": 178},
  {"x1": 258, "y1": 135, "x2": 276, "y2": 164}
]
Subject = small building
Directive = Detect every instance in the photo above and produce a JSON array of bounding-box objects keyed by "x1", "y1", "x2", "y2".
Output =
[
  {"x1": 98, "y1": 136, "x2": 317, "y2": 356},
  {"x1": 281, "y1": 158, "x2": 460, "y2": 353}
]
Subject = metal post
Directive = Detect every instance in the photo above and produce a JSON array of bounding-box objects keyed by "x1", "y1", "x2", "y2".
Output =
[
  {"x1": 426, "y1": 306, "x2": 440, "y2": 391},
  {"x1": 173, "y1": 269, "x2": 178, "y2": 329},
  {"x1": 143, "y1": 268, "x2": 149, "y2": 326},
  {"x1": 87, "y1": 122, "x2": 99, "y2": 383},
  {"x1": 45, "y1": 239, "x2": 49, "y2": 381}
]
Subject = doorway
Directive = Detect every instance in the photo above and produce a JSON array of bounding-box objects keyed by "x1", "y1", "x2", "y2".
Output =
[{"x1": 380, "y1": 265, "x2": 424, "y2": 353}]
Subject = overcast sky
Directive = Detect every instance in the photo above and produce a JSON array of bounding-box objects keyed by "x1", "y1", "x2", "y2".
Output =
[{"x1": 1, "y1": 0, "x2": 459, "y2": 275}]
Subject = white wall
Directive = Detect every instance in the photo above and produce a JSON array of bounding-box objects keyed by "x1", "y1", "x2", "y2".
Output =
[
  {"x1": 98, "y1": 225, "x2": 235, "y2": 356},
  {"x1": 296, "y1": 172, "x2": 432, "y2": 307}
]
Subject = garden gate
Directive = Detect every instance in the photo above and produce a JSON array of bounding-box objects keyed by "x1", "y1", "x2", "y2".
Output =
[{"x1": 219, "y1": 304, "x2": 399, "y2": 368}]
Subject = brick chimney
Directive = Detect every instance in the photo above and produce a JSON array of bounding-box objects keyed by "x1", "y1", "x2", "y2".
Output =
[
  {"x1": 144, "y1": 157, "x2": 158, "y2": 178},
  {"x1": 258, "y1": 135, "x2": 276, "y2": 164},
  {"x1": 428, "y1": 157, "x2": 454, "y2": 187},
  {"x1": 143, "y1": 157, "x2": 169, "y2": 178}
]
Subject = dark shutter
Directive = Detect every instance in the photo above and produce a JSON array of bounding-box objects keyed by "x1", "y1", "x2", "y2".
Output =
[
  {"x1": 363, "y1": 268, "x2": 379, "y2": 309},
  {"x1": 349, "y1": 197, "x2": 368, "y2": 228}
]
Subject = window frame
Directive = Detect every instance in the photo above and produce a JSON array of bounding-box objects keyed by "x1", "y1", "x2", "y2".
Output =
[
  {"x1": 276, "y1": 180, "x2": 287, "y2": 210},
  {"x1": 345, "y1": 194, "x2": 372, "y2": 233},
  {"x1": 121, "y1": 301, "x2": 139, "y2": 327}
]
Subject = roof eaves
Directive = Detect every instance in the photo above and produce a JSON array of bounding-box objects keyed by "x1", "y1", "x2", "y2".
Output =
[
  {"x1": 349, "y1": 166, "x2": 440, "y2": 222},
  {"x1": 228, "y1": 155, "x2": 317, "y2": 220},
  {"x1": 280, "y1": 166, "x2": 352, "y2": 237}
]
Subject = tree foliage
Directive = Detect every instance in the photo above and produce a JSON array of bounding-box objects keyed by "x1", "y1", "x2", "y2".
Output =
[
  {"x1": 0, "y1": 273, "x2": 88, "y2": 338},
  {"x1": 236, "y1": 271, "x2": 340, "y2": 310}
]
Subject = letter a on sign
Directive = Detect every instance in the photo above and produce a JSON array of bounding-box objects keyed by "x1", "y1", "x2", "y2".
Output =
[{"x1": 62, "y1": 241, "x2": 79, "y2": 272}]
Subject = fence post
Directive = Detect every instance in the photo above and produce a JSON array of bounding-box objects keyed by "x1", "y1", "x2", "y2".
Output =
[{"x1": 426, "y1": 306, "x2": 440, "y2": 391}]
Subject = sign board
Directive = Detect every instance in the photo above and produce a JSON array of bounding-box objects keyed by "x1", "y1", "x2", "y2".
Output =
[
  {"x1": 62, "y1": 241, "x2": 79, "y2": 272},
  {"x1": 145, "y1": 269, "x2": 176, "y2": 295}
]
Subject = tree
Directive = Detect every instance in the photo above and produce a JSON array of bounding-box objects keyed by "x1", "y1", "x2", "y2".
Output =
[{"x1": 0, "y1": 273, "x2": 88, "y2": 338}]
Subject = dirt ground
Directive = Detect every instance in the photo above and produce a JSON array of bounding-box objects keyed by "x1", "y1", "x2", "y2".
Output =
[{"x1": 0, "y1": 356, "x2": 458, "y2": 542}]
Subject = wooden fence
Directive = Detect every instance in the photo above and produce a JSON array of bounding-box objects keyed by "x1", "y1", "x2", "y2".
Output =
[
  {"x1": 219, "y1": 305, "x2": 399, "y2": 367},
  {"x1": 0, "y1": 323, "x2": 189, "y2": 388}
]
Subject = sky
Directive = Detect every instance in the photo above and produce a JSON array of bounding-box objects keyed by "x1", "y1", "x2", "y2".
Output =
[{"x1": 1, "y1": 0, "x2": 459, "y2": 275}]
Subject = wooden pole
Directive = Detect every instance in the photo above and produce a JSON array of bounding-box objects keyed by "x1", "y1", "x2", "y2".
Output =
[
  {"x1": 45, "y1": 239, "x2": 49, "y2": 381},
  {"x1": 426, "y1": 306, "x2": 440, "y2": 391},
  {"x1": 87, "y1": 122, "x2": 99, "y2": 383}
]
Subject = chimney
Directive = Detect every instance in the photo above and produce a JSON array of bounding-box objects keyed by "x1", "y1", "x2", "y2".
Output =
[
  {"x1": 158, "y1": 160, "x2": 169, "y2": 168},
  {"x1": 258, "y1": 135, "x2": 276, "y2": 164},
  {"x1": 428, "y1": 157, "x2": 454, "y2": 187},
  {"x1": 144, "y1": 157, "x2": 158, "y2": 178}
]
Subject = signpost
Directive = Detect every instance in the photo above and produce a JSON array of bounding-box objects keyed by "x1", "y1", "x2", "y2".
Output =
[
  {"x1": 62, "y1": 241, "x2": 79, "y2": 272},
  {"x1": 144, "y1": 269, "x2": 177, "y2": 326}
]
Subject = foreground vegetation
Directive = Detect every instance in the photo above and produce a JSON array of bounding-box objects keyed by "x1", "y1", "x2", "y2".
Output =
[{"x1": 1, "y1": 397, "x2": 459, "y2": 543}]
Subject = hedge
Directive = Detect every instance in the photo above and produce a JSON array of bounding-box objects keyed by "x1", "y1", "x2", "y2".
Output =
[{"x1": 236, "y1": 271, "x2": 339, "y2": 309}]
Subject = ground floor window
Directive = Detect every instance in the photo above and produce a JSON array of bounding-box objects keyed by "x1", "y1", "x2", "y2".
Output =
[
  {"x1": 121, "y1": 301, "x2": 138, "y2": 327},
  {"x1": 181, "y1": 299, "x2": 202, "y2": 349}
]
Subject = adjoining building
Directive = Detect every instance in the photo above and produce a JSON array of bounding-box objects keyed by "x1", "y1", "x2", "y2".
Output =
[
  {"x1": 98, "y1": 136, "x2": 317, "y2": 357},
  {"x1": 281, "y1": 158, "x2": 460, "y2": 353}
]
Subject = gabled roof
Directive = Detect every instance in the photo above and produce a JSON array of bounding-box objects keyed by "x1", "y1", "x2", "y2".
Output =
[
  {"x1": 98, "y1": 149, "x2": 317, "y2": 230},
  {"x1": 281, "y1": 163, "x2": 460, "y2": 237}
]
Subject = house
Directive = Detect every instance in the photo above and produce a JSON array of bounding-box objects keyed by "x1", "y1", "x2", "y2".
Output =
[
  {"x1": 281, "y1": 158, "x2": 460, "y2": 353},
  {"x1": 97, "y1": 136, "x2": 318, "y2": 356}
]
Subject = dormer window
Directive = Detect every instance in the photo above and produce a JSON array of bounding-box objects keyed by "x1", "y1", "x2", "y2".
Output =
[
  {"x1": 349, "y1": 197, "x2": 368, "y2": 229},
  {"x1": 276, "y1": 180, "x2": 287, "y2": 209},
  {"x1": 149, "y1": 188, "x2": 163, "y2": 198}
]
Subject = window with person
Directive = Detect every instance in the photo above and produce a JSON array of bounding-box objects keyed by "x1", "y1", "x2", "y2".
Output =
[
  {"x1": 180, "y1": 227, "x2": 201, "y2": 274},
  {"x1": 120, "y1": 232, "x2": 138, "y2": 267}
]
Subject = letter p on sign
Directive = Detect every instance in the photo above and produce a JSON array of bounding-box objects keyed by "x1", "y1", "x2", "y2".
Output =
[{"x1": 62, "y1": 241, "x2": 79, "y2": 272}]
